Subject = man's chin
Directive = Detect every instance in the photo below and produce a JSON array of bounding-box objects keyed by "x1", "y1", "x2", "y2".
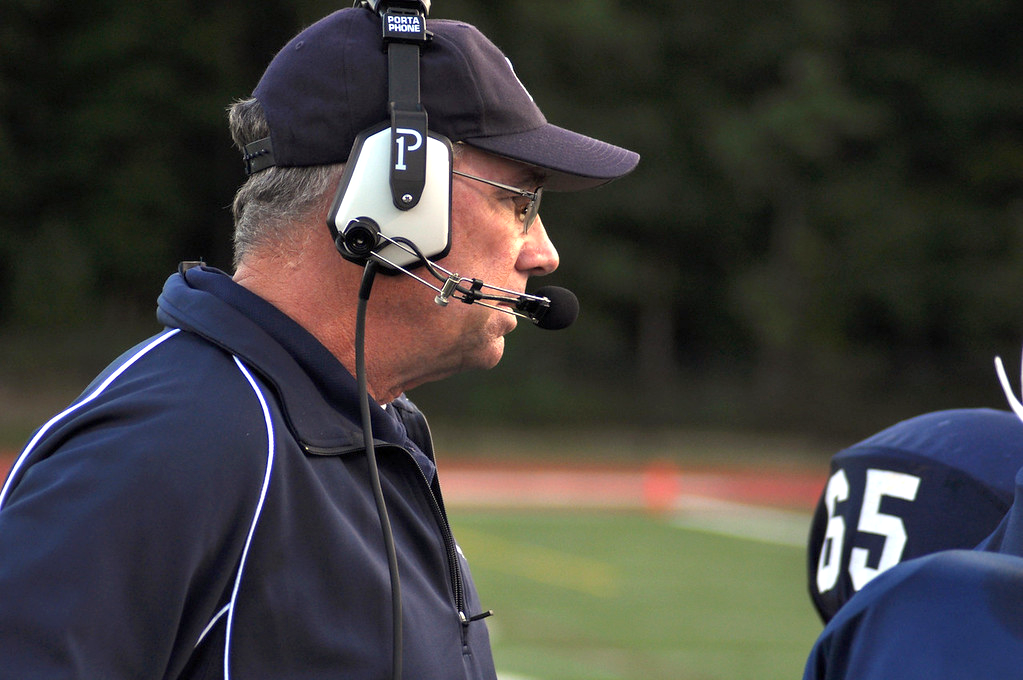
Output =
[{"x1": 473, "y1": 335, "x2": 506, "y2": 372}]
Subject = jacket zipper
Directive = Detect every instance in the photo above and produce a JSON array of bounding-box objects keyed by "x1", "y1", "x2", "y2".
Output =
[
  {"x1": 304, "y1": 442, "x2": 472, "y2": 633},
  {"x1": 406, "y1": 453, "x2": 466, "y2": 622},
  {"x1": 399, "y1": 446, "x2": 497, "y2": 645},
  {"x1": 407, "y1": 457, "x2": 495, "y2": 644}
]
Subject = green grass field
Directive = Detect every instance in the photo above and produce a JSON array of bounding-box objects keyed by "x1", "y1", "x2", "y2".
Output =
[{"x1": 450, "y1": 509, "x2": 822, "y2": 680}]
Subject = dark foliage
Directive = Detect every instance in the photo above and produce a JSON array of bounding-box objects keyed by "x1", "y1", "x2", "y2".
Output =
[{"x1": 3, "y1": 0, "x2": 1023, "y2": 436}]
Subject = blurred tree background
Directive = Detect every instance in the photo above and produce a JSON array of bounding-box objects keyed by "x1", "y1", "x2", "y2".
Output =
[{"x1": 2, "y1": 0, "x2": 1023, "y2": 445}]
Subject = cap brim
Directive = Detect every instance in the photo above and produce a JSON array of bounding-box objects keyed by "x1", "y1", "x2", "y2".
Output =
[{"x1": 463, "y1": 123, "x2": 640, "y2": 192}]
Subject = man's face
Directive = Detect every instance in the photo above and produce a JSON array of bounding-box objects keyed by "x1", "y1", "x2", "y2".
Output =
[
  {"x1": 374, "y1": 145, "x2": 560, "y2": 385},
  {"x1": 444, "y1": 146, "x2": 560, "y2": 367}
]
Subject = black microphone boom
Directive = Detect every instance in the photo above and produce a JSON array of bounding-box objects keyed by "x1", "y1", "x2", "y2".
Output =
[{"x1": 364, "y1": 233, "x2": 579, "y2": 330}]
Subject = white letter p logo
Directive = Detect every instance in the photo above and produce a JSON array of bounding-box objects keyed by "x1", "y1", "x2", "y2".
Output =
[{"x1": 394, "y1": 128, "x2": 423, "y2": 171}]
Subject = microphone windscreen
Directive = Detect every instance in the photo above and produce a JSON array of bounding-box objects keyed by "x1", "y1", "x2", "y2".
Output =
[{"x1": 533, "y1": 286, "x2": 579, "y2": 330}]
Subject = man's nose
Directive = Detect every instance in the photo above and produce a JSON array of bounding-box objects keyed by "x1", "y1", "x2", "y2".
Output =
[{"x1": 518, "y1": 217, "x2": 559, "y2": 276}]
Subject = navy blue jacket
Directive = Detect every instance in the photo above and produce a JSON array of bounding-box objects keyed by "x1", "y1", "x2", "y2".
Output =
[{"x1": 0, "y1": 265, "x2": 497, "y2": 680}]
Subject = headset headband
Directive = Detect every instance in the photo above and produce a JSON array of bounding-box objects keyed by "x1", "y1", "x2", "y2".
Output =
[{"x1": 376, "y1": 1, "x2": 432, "y2": 211}]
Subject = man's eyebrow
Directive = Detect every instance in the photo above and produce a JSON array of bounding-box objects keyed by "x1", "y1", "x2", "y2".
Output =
[
  {"x1": 514, "y1": 168, "x2": 546, "y2": 188},
  {"x1": 484, "y1": 169, "x2": 543, "y2": 192}
]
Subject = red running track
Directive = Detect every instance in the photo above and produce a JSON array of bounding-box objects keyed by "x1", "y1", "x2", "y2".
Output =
[{"x1": 0, "y1": 453, "x2": 826, "y2": 512}]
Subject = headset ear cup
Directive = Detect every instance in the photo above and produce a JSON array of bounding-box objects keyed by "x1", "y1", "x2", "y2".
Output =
[
  {"x1": 327, "y1": 125, "x2": 452, "y2": 270},
  {"x1": 337, "y1": 217, "x2": 381, "y2": 260}
]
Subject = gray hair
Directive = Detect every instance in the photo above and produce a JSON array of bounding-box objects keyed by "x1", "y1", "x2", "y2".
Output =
[{"x1": 227, "y1": 98, "x2": 345, "y2": 268}]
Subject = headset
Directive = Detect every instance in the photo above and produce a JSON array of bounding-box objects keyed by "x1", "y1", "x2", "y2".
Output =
[
  {"x1": 329, "y1": 0, "x2": 451, "y2": 271},
  {"x1": 331, "y1": 5, "x2": 575, "y2": 677},
  {"x1": 336, "y1": 4, "x2": 444, "y2": 680},
  {"x1": 328, "y1": 1, "x2": 575, "y2": 331}
]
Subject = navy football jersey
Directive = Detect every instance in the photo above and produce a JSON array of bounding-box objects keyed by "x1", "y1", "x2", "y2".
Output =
[
  {"x1": 804, "y1": 548, "x2": 1023, "y2": 680},
  {"x1": 807, "y1": 408, "x2": 1023, "y2": 622}
]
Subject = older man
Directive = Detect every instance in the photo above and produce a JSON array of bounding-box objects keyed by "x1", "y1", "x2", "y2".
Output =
[{"x1": 0, "y1": 5, "x2": 637, "y2": 680}]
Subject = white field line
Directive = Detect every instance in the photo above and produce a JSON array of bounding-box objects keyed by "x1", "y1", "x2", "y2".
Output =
[
  {"x1": 441, "y1": 464, "x2": 814, "y2": 548},
  {"x1": 440, "y1": 466, "x2": 815, "y2": 548},
  {"x1": 670, "y1": 495, "x2": 811, "y2": 547}
]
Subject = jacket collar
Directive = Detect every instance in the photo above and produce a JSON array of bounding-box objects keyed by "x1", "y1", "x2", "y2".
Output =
[{"x1": 156, "y1": 264, "x2": 412, "y2": 454}]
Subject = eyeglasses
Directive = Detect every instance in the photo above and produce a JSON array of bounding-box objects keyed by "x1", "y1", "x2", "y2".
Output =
[{"x1": 452, "y1": 169, "x2": 543, "y2": 234}]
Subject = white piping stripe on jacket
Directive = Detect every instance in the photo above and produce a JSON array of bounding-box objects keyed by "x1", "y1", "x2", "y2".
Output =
[
  {"x1": 0, "y1": 332, "x2": 277, "y2": 677},
  {"x1": 0, "y1": 329, "x2": 182, "y2": 511},
  {"x1": 195, "y1": 604, "x2": 231, "y2": 649},
  {"x1": 221, "y1": 356, "x2": 276, "y2": 680}
]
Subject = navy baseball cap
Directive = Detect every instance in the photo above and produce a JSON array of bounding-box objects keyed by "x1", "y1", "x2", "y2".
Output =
[
  {"x1": 250, "y1": 7, "x2": 639, "y2": 191},
  {"x1": 807, "y1": 408, "x2": 1023, "y2": 623}
]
